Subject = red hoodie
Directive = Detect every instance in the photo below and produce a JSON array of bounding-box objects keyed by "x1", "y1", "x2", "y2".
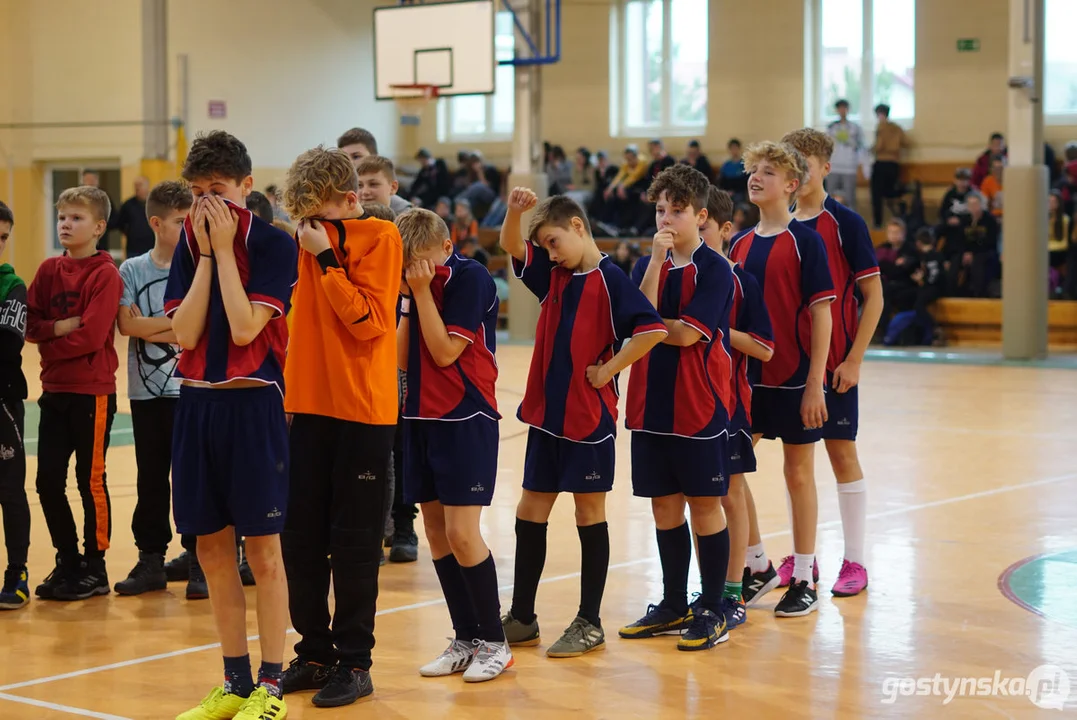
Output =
[{"x1": 26, "y1": 250, "x2": 122, "y2": 395}]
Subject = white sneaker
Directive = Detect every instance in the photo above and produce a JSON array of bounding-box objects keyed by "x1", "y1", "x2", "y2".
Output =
[
  {"x1": 419, "y1": 638, "x2": 475, "y2": 677},
  {"x1": 462, "y1": 640, "x2": 514, "y2": 683}
]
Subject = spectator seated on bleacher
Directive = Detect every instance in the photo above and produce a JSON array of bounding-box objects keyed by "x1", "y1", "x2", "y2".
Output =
[
  {"x1": 433, "y1": 196, "x2": 453, "y2": 226},
  {"x1": 410, "y1": 148, "x2": 452, "y2": 209},
  {"x1": 681, "y1": 139, "x2": 714, "y2": 182},
  {"x1": 945, "y1": 192, "x2": 999, "y2": 298},
  {"x1": 971, "y1": 133, "x2": 1006, "y2": 188},
  {"x1": 1048, "y1": 190, "x2": 1070, "y2": 296},
  {"x1": 937, "y1": 168, "x2": 973, "y2": 254},
  {"x1": 610, "y1": 241, "x2": 639, "y2": 277},
  {"x1": 564, "y1": 147, "x2": 595, "y2": 209},
  {"x1": 546, "y1": 145, "x2": 573, "y2": 195},
  {"x1": 1054, "y1": 160, "x2": 1077, "y2": 217},
  {"x1": 588, "y1": 150, "x2": 620, "y2": 223},
  {"x1": 451, "y1": 150, "x2": 473, "y2": 195},
  {"x1": 884, "y1": 228, "x2": 946, "y2": 346},
  {"x1": 457, "y1": 234, "x2": 491, "y2": 268},
  {"x1": 598, "y1": 144, "x2": 647, "y2": 233},
  {"x1": 718, "y1": 138, "x2": 749, "y2": 200},
  {"x1": 451, "y1": 198, "x2": 480, "y2": 247},
  {"x1": 980, "y1": 158, "x2": 1005, "y2": 220},
  {"x1": 455, "y1": 155, "x2": 498, "y2": 221},
  {"x1": 629, "y1": 139, "x2": 676, "y2": 236}
]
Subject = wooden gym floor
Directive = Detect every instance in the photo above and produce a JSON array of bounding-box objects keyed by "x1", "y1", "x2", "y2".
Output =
[{"x1": 1, "y1": 340, "x2": 1075, "y2": 719}]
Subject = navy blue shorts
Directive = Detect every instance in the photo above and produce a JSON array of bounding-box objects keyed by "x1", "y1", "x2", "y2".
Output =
[
  {"x1": 727, "y1": 430, "x2": 757, "y2": 476},
  {"x1": 522, "y1": 428, "x2": 615, "y2": 494},
  {"x1": 172, "y1": 385, "x2": 289, "y2": 537},
  {"x1": 404, "y1": 416, "x2": 498, "y2": 506},
  {"x1": 630, "y1": 432, "x2": 728, "y2": 498},
  {"x1": 752, "y1": 387, "x2": 823, "y2": 445},
  {"x1": 822, "y1": 383, "x2": 858, "y2": 440}
]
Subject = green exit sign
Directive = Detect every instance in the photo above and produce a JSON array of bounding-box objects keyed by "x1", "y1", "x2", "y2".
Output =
[{"x1": 957, "y1": 38, "x2": 980, "y2": 52}]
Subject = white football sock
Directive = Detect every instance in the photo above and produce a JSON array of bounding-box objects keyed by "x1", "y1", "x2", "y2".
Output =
[
  {"x1": 793, "y1": 553, "x2": 815, "y2": 585},
  {"x1": 837, "y1": 479, "x2": 867, "y2": 566},
  {"x1": 746, "y1": 543, "x2": 769, "y2": 574}
]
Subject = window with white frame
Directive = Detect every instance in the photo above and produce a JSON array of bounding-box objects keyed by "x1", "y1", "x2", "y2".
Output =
[
  {"x1": 612, "y1": 0, "x2": 708, "y2": 136},
  {"x1": 809, "y1": 0, "x2": 915, "y2": 128},
  {"x1": 1046, "y1": 0, "x2": 1077, "y2": 121},
  {"x1": 438, "y1": 12, "x2": 515, "y2": 141}
]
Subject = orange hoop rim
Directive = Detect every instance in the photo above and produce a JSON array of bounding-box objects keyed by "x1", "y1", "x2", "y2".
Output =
[{"x1": 389, "y1": 83, "x2": 440, "y2": 100}]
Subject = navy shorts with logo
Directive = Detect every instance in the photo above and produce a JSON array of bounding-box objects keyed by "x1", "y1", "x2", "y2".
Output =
[
  {"x1": 727, "y1": 430, "x2": 757, "y2": 476},
  {"x1": 172, "y1": 385, "x2": 290, "y2": 537},
  {"x1": 522, "y1": 428, "x2": 615, "y2": 494},
  {"x1": 822, "y1": 383, "x2": 859, "y2": 440},
  {"x1": 630, "y1": 431, "x2": 729, "y2": 498},
  {"x1": 752, "y1": 387, "x2": 824, "y2": 445},
  {"x1": 403, "y1": 416, "x2": 498, "y2": 506}
]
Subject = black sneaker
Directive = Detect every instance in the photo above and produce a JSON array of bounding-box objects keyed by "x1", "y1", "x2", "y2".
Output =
[
  {"x1": 114, "y1": 552, "x2": 167, "y2": 596},
  {"x1": 774, "y1": 580, "x2": 819, "y2": 618},
  {"x1": 742, "y1": 562, "x2": 781, "y2": 607},
  {"x1": 54, "y1": 557, "x2": 110, "y2": 601},
  {"x1": 238, "y1": 539, "x2": 256, "y2": 586},
  {"x1": 618, "y1": 602, "x2": 692, "y2": 639},
  {"x1": 0, "y1": 566, "x2": 30, "y2": 610},
  {"x1": 164, "y1": 551, "x2": 191, "y2": 582},
  {"x1": 186, "y1": 558, "x2": 209, "y2": 600},
  {"x1": 389, "y1": 528, "x2": 418, "y2": 563},
  {"x1": 312, "y1": 665, "x2": 373, "y2": 708},
  {"x1": 677, "y1": 606, "x2": 728, "y2": 652},
  {"x1": 35, "y1": 554, "x2": 78, "y2": 599},
  {"x1": 282, "y1": 657, "x2": 335, "y2": 694}
]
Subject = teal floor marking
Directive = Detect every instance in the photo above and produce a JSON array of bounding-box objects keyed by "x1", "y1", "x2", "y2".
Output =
[
  {"x1": 866, "y1": 347, "x2": 1077, "y2": 369},
  {"x1": 22, "y1": 403, "x2": 134, "y2": 456},
  {"x1": 1000, "y1": 550, "x2": 1077, "y2": 628}
]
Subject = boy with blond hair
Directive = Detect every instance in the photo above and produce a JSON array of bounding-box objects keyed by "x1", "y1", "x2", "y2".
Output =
[
  {"x1": 499, "y1": 189, "x2": 666, "y2": 658},
  {"x1": 338, "y1": 129, "x2": 411, "y2": 215},
  {"x1": 729, "y1": 141, "x2": 835, "y2": 618},
  {"x1": 280, "y1": 145, "x2": 401, "y2": 708},
  {"x1": 777, "y1": 127, "x2": 881, "y2": 598},
  {"x1": 166, "y1": 131, "x2": 297, "y2": 720},
  {"x1": 27, "y1": 186, "x2": 123, "y2": 602},
  {"x1": 396, "y1": 207, "x2": 511, "y2": 681}
]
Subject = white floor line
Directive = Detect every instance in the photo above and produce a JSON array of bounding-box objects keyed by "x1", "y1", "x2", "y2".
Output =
[
  {"x1": 0, "y1": 692, "x2": 131, "y2": 720},
  {"x1": 2, "y1": 468, "x2": 1075, "y2": 717}
]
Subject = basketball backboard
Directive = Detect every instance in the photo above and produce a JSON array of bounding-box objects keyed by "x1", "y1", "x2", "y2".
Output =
[{"x1": 373, "y1": 0, "x2": 496, "y2": 100}]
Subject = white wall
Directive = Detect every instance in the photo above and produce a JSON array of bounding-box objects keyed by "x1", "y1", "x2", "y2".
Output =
[
  {"x1": 0, "y1": 0, "x2": 145, "y2": 166},
  {"x1": 169, "y1": 0, "x2": 398, "y2": 171}
]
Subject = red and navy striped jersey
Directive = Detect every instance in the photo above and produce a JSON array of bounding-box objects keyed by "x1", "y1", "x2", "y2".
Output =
[
  {"x1": 164, "y1": 203, "x2": 298, "y2": 395},
  {"x1": 513, "y1": 243, "x2": 666, "y2": 444},
  {"x1": 626, "y1": 241, "x2": 735, "y2": 439},
  {"x1": 729, "y1": 263, "x2": 774, "y2": 435},
  {"x1": 404, "y1": 253, "x2": 500, "y2": 422},
  {"x1": 799, "y1": 195, "x2": 880, "y2": 371},
  {"x1": 729, "y1": 219, "x2": 835, "y2": 389}
]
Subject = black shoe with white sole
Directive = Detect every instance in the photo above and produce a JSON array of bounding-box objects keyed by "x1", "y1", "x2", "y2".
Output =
[
  {"x1": 742, "y1": 562, "x2": 781, "y2": 607},
  {"x1": 773, "y1": 580, "x2": 818, "y2": 618}
]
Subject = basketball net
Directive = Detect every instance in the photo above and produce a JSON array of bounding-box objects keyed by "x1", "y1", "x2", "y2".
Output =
[{"x1": 391, "y1": 84, "x2": 439, "y2": 127}]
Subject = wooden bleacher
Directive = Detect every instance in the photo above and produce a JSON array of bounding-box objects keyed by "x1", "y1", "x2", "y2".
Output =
[{"x1": 933, "y1": 298, "x2": 1077, "y2": 349}]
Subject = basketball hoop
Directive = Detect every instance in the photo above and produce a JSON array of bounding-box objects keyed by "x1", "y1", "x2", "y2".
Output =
[{"x1": 390, "y1": 84, "x2": 439, "y2": 127}]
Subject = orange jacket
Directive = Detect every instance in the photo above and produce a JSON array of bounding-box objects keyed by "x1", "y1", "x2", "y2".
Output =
[{"x1": 284, "y1": 217, "x2": 402, "y2": 425}]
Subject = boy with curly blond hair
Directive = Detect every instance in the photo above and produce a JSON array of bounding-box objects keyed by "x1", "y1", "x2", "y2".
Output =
[
  {"x1": 728, "y1": 141, "x2": 835, "y2": 619},
  {"x1": 279, "y1": 145, "x2": 402, "y2": 709}
]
